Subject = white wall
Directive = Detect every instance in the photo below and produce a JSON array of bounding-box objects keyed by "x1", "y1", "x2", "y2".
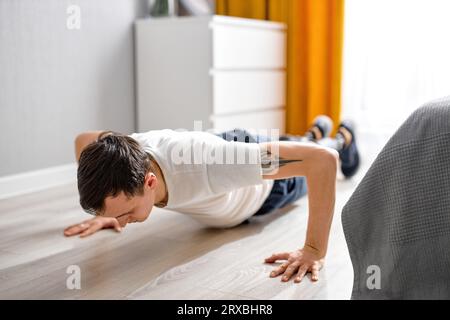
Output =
[{"x1": 0, "y1": 0, "x2": 149, "y2": 177}]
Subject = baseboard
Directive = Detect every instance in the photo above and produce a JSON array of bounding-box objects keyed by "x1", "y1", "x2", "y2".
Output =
[{"x1": 0, "y1": 163, "x2": 77, "y2": 200}]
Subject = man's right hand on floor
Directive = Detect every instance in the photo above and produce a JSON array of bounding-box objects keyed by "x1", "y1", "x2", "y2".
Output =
[{"x1": 64, "y1": 216, "x2": 122, "y2": 238}]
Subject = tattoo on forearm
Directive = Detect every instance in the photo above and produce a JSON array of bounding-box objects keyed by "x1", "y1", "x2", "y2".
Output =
[{"x1": 260, "y1": 150, "x2": 303, "y2": 175}]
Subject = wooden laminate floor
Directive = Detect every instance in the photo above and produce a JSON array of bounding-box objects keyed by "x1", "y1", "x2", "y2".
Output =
[{"x1": 0, "y1": 134, "x2": 386, "y2": 300}]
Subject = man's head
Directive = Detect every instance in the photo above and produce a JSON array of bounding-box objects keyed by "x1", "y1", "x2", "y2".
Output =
[{"x1": 77, "y1": 133, "x2": 159, "y2": 227}]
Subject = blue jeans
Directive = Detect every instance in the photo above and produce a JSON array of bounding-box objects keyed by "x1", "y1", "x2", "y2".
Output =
[{"x1": 216, "y1": 129, "x2": 308, "y2": 216}]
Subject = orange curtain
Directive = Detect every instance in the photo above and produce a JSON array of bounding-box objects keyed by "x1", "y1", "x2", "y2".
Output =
[{"x1": 216, "y1": 0, "x2": 345, "y2": 135}]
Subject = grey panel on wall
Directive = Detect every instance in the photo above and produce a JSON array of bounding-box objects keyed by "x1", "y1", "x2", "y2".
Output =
[{"x1": 0, "y1": 0, "x2": 149, "y2": 176}]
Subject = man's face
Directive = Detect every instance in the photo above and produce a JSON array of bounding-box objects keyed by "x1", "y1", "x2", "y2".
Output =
[{"x1": 101, "y1": 173, "x2": 157, "y2": 228}]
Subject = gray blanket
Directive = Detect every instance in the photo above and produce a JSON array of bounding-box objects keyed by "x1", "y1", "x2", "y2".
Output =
[{"x1": 342, "y1": 97, "x2": 450, "y2": 299}]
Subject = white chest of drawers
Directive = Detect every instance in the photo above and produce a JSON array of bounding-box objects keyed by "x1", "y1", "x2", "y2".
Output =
[{"x1": 135, "y1": 15, "x2": 286, "y2": 135}]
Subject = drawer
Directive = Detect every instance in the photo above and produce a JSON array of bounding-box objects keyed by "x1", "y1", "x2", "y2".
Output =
[
  {"x1": 211, "y1": 109, "x2": 285, "y2": 135},
  {"x1": 211, "y1": 22, "x2": 286, "y2": 69},
  {"x1": 212, "y1": 70, "x2": 286, "y2": 115}
]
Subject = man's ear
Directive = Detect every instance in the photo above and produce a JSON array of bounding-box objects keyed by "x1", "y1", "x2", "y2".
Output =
[{"x1": 146, "y1": 172, "x2": 157, "y2": 190}]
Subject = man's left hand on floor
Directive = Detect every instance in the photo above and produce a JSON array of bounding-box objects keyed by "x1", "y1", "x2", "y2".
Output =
[{"x1": 264, "y1": 248, "x2": 325, "y2": 283}]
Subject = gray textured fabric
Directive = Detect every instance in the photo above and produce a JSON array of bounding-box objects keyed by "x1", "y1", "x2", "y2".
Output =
[{"x1": 342, "y1": 97, "x2": 450, "y2": 300}]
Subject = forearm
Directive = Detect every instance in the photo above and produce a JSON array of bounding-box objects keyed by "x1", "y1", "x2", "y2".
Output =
[
  {"x1": 260, "y1": 141, "x2": 338, "y2": 257},
  {"x1": 303, "y1": 152, "x2": 337, "y2": 257}
]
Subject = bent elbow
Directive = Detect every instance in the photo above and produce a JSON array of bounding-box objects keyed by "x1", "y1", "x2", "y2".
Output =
[
  {"x1": 326, "y1": 148, "x2": 339, "y2": 167},
  {"x1": 74, "y1": 132, "x2": 91, "y2": 163},
  {"x1": 310, "y1": 147, "x2": 339, "y2": 177},
  {"x1": 74, "y1": 133, "x2": 83, "y2": 149},
  {"x1": 324, "y1": 147, "x2": 339, "y2": 172}
]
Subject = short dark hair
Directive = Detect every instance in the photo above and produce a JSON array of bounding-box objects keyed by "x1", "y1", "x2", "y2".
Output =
[{"x1": 77, "y1": 131, "x2": 153, "y2": 215}]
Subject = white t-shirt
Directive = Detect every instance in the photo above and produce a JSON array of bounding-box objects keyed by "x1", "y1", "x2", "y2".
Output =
[{"x1": 129, "y1": 129, "x2": 274, "y2": 228}]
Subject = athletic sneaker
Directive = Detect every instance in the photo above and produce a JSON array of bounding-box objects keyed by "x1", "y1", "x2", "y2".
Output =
[
  {"x1": 305, "y1": 115, "x2": 334, "y2": 141},
  {"x1": 280, "y1": 115, "x2": 334, "y2": 142},
  {"x1": 336, "y1": 120, "x2": 360, "y2": 178}
]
